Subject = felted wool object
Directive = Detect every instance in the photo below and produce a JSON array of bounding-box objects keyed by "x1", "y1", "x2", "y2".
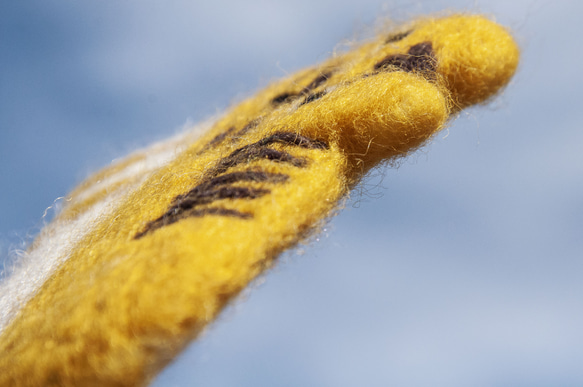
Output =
[{"x1": 0, "y1": 14, "x2": 519, "y2": 387}]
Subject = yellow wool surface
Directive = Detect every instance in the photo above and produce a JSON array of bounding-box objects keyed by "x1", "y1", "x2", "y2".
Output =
[{"x1": 0, "y1": 14, "x2": 519, "y2": 387}]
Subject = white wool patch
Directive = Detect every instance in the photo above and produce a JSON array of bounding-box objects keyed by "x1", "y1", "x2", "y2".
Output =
[
  {"x1": 0, "y1": 191, "x2": 125, "y2": 332},
  {"x1": 0, "y1": 122, "x2": 209, "y2": 333}
]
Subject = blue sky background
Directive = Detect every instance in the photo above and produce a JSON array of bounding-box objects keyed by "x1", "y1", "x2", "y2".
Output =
[{"x1": 1, "y1": 1, "x2": 582, "y2": 386}]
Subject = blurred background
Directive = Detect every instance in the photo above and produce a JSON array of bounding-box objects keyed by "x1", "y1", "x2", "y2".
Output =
[{"x1": 1, "y1": 1, "x2": 582, "y2": 386}]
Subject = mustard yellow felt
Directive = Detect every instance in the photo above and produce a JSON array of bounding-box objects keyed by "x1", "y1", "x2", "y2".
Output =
[{"x1": 0, "y1": 14, "x2": 519, "y2": 387}]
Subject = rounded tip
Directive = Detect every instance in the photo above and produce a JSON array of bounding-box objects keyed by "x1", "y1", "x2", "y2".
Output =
[{"x1": 417, "y1": 15, "x2": 520, "y2": 108}]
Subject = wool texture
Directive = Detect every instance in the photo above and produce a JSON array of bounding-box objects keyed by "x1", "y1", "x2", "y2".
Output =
[{"x1": 0, "y1": 14, "x2": 519, "y2": 387}]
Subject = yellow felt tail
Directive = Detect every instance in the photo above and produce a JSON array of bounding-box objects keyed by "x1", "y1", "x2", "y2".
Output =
[{"x1": 0, "y1": 14, "x2": 518, "y2": 387}]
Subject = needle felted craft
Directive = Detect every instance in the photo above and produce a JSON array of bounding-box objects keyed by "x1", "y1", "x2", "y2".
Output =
[{"x1": 0, "y1": 14, "x2": 519, "y2": 386}]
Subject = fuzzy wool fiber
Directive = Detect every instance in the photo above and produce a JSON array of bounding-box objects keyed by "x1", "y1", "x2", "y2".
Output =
[{"x1": 0, "y1": 14, "x2": 519, "y2": 387}]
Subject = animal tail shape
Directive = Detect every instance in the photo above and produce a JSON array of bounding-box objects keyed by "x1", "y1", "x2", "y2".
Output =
[{"x1": 0, "y1": 14, "x2": 519, "y2": 387}]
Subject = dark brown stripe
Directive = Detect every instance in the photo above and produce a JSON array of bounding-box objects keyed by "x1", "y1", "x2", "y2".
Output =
[
  {"x1": 200, "y1": 119, "x2": 262, "y2": 153},
  {"x1": 135, "y1": 132, "x2": 329, "y2": 239},
  {"x1": 271, "y1": 71, "x2": 333, "y2": 106},
  {"x1": 205, "y1": 126, "x2": 236, "y2": 150},
  {"x1": 300, "y1": 71, "x2": 332, "y2": 94},
  {"x1": 212, "y1": 147, "x2": 306, "y2": 177},
  {"x1": 172, "y1": 186, "x2": 270, "y2": 210},
  {"x1": 385, "y1": 29, "x2": 413, "y2": 44},
  {"x1": 206, "y1": 170, "x2": 289, "y2": 187},
  {"x1": 134, "y1": 207, "x2": 252, "y2": 239},
  {"x1": 271, "y1": 92, "x2": 296, "y2": 105},
  {"x1": 233, "y1": 119, "x2": 261, "y2": 138},
  {"x1": 210, "y1": 131, "x2": 327, "y2": 177},
  {"x1": 255, "y1": 131, "x2": 329, "y2": 150},
  {"x1": 374, "y1": 41, "x2": 436, "y2": 75},
  {"x1": 299, "y1": 90, "x2": 327, "y2": 106},
  {"x1": 137, "y1": 185, "x2": 269, "y2": 239},
  {"x1": 171, "y1": 171, "x2": 288, "y2": 207}
]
